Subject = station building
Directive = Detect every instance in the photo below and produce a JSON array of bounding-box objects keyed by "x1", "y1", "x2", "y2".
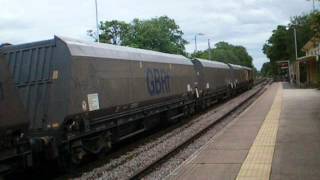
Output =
[
  {"x1": 277, "y1": 60, "x2": 290, "y2": 81},
  {"x1": 292, "y1": 35, "x2": 320, "y2": 87}
]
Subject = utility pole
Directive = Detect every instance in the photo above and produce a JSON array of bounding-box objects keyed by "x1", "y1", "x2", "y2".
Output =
[
  {"x1": 309, "y1": 0, "x2": 316, "y2": 12},
  {"x1": 194, "y1": 35, "x2": 197, "y2": 53},
  {"x1": 95, "y1": 0, "x2": 100, "y2": 42},
  {"x1": 294, "y1": 27, "x2": 298, "y2": 60},
  {"x1": 194, "y1": 33, "x2": 204, "y2": 53},
  {"x1": 313, "y1": 0, "x2": 316, "y2": 12},
  {"x1": 208, "y1": 39, "x2": 211, "y2": 60}
]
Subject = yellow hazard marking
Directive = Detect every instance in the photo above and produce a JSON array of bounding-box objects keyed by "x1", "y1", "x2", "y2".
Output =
[{"x1": 236, "y1": 85, "x2": 282, "y2": 180}]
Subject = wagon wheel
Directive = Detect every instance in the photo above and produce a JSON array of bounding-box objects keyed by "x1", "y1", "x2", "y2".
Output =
[
  {"x1": 183, "y1": 106, "x2": 190, "y2": 117},
  {"x1": 189, "y1": 104, "x2": 195, "y2": 115},
  {"x1": 69, "y1": 141, "x2": 86, "y2": 165},
  {"x1": 71, "y1": 146, "x2": 85, "y2": 165}
]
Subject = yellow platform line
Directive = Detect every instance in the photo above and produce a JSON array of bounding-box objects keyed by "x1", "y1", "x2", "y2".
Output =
[{"x1": 236, "y1": 85, "x2": 282, "y2": 180}]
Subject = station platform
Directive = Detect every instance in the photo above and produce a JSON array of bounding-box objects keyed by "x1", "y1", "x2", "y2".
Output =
[{"x1": 167, "y1": 82, "x2": 320, "y2": 180}]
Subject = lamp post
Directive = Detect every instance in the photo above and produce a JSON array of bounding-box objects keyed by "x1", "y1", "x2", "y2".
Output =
[
  {"x1": 307, "y1": 0, "x2": 317, "y2": 12},
  {"x1": 194, "y1": 33, "x2": 204, "y2": 53},
  {"x1": 208, "y1": 39, "x2": 212, "y2": 60},
  {"x1": 294, "y1": 27, "x2": 298, "y2": 60},
  {"x1": 95, "y1": 0, "x2": 100, "y2": 42},
  {"x1": 286, "y1": 26, "x2": 299, "y2": 84},
  {"x1": 312, "y1": 0, "x2": 315, "y2": 12},
  {"x1": 286, "y1": 26, "x2": 298, "y2": 60}
]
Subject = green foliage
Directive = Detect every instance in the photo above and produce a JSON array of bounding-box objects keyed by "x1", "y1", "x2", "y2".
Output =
[
  {"x1": 89, "y1": 16, "x2": 188, "y2": 55},
  {"x1": 192, "y1": 41, "x2": 254, "y2": 68},
  {"x1": 124, "y1": 17, "x2": 188, "y2": 54},
  {"x1": 99, "y1": 20, "x2": 130, "y2": 45},
  {"x1": 289, "y1": 13, "x2": 315, "y2": 57},
  {"x1": 263, "y1": 13, "x2": 318, "y2": 63},
  {"x1": 263, "y1": 26, "x2": 291, "y2": 62},
  {"x1": 309, "y1": 11, "x2": 320, "y2": 36},
  {"x1": 262, "y1": 12, "x2": 319, "y2": 76},
  {"x1": 260, "y1": 62, "x2": 273, "y2": 77}
]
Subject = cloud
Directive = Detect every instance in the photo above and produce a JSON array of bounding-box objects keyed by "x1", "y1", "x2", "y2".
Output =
[{"x1": 0, "y1": 0, "x2": 316, "y2": 69}]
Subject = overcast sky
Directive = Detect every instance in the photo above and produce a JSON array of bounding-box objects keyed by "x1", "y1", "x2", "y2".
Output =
[{"x1": 0, "y1": 0, "x2": 317, "y2": 69}]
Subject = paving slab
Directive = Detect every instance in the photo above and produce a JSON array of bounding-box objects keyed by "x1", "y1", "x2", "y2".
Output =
[
  {"x1": 167, "y1": 83, "x2": 280, "y2": 180},
  {"x1": 172, "y1": 164, "x2": 241, "y2": 180},
  {"x1": 193, "y1": 149, "x2": 248, "y2": 164},
  {"x1": 236, "y1": 83, "x2": 282, "y2": 180},
  {"x1": 270, "y1": 85, "x2": 320, "y2": 180},
  {"x1": 168, "y1": 83, "x2": 320, "y2": 180}
]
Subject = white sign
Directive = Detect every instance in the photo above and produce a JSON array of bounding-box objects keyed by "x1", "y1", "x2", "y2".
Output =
[{"x1": 87, "y1": 93, "x2": 100, "y2": 111}]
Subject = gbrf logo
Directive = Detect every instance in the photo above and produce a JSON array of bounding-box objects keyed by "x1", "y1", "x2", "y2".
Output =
[{"x1": 145, "y1": 68, "x2": 170, "y2": 96}]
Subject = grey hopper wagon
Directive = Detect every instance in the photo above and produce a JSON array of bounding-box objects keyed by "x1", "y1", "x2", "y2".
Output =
[
  {"x1": 191, "y1": 58, "x2": 232, "y2": 107},
  {"x1": 193, "y1": 58, "x2": 232, "y2": 91},
  {"x1": 0, "y1": 36, "x2": 253, "y2": 173},
  {"x1": 0, "y1": 36, "x2": 199, "y2": 166},
  {"x1": 0, "y1": 36, "x2": 198, "y2": 131},
  {"x1": 228, "y1": 63, "x2": 253, "y2": 89}
]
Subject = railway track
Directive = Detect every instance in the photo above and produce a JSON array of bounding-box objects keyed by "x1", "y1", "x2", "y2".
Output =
[
  {"x1": 128, "y1": 80, "x2": 269, "y2": 180},
  {"x1": 71, "y1": 79, "x2": 269, "y2": 180}
]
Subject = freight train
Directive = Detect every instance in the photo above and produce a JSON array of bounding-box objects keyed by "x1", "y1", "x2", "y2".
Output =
[{"x1": 0, "y1": 36, "x2": 254, "y2": 175}]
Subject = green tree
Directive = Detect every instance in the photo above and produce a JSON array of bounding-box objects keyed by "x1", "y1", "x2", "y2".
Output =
[
  {"x1": 309, "y1": 11, "x2": 320, "y2": 36},
  {"x1": 192, "y1": 41, "x2": 254, "y2": 68},
  {"x1": 262, "y1": 25, "x2": 291, "y2": 62},
  {"x1": 99, "y1": 20, "x2": 130, "y2": 44},
  {"x1": 125, "y1": 17, "x2": 188, "y2": 54},
  {"x1": 88, "y1": 16, "x2": 188, "y2": 55},
  {"x1": 262, "y1": 12, "x2": 317, "y2": 76},
  {"x1": 263, "y1": 13, "x2": 317, "y2": 64},
  {"x1": 288, "y1": 14, "x2": 314, "y2": 58},
  {"x1": 260, "y1": 62, "x2": 273, "y2": 77},
  {"x1": 87, "y1": 20, "x2": 130, "y2": 44}
]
